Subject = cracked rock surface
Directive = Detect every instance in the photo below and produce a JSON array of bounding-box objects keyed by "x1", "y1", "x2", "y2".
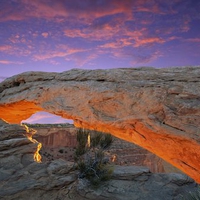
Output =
[
  {"x1": 0, "y1": 120, "x2": 198, "y2": 200},
  {"x1": 0, "y1": 67, "x2": 200, "y2": 182}
]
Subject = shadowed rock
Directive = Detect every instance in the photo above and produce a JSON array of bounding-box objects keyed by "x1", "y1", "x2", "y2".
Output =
[
  {"x1": 0, "y1": 67, "x2": 199, "y2": 182},
  {"x1": 0, "y1": 120, "x2": 198, "y2": 200}
]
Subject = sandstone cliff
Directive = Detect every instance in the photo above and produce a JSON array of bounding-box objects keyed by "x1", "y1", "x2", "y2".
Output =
[
  {"x1": 32, "y1": 124, "x2": 180, "y2": 173},
  {"x1": 0, "y1": 120, "x2": 198, "y2": 200},
  {"x1": 0, "y1": 67, "x2": 199, "y2": 182}
]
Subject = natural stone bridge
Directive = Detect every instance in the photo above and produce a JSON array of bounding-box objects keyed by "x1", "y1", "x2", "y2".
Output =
[{"x1": 0, "y1": 67, "x2": 199, "y2": 183}]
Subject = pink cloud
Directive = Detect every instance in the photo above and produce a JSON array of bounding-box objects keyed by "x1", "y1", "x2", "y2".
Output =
[
  {"x1": 41, "y1": 32, "x2": 49, "y2": 38},
  {"x1": 0, "y1": 0, "x2": 131, "y2": 23},
  {"x1": 69, "y1": 53, "x2": 98, "y2": 67},
  {"x1": 1, "y1": 0, "x2": 163, "y2": 25},
  {"x1": 0, "y1": 45, "x2": 12, "y2": 52},
  {"x1": 131, "y1": 50, "x2": 163, "y2": 65},
  {"x1": 99, "y1": 38, "x2": 133, "y2": 49},
  {"x1": 0, "y1": 60, "x2": 23, "y2": 65},
  {"x1": 181, "y1": 17, "x2": 191, "y2": 32},
  {"x1": 134, "y1": 37, "x2": 165, "y2": 47},
  {"x1": 99, "y1": 28, "x2": 165, "y2": 50},
  {"x1": 33, "y1": 45, "x2": 86, "y2": 61},
  {"x1": 64, "y1": 23, "x2": 120, "y2": 41},
  {"x1": 186, "y1": 38, "x2": 200, "y2": 42}
]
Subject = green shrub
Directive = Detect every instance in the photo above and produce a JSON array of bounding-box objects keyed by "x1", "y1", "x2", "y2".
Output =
[{"x1": 74, "y1": 129, "x2": 114, "y2": 186}]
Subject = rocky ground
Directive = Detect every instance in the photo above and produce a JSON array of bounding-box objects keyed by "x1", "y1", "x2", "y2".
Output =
[{"x1": 0, "y1": 120, "x2": 198, "y2": 200}]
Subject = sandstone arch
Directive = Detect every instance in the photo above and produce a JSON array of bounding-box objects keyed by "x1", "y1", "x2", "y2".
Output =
[{"x1": 0, "y1": 67, "x2": 200, "y2": 183}]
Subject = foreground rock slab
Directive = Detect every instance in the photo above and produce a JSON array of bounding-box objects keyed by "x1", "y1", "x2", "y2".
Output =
[
  {"x1": 0, "y1": 67, "x2": 200, "y2": 182},
  {"x1": 76, "y1": 166, "x2": 196, "y2": 200},
  {"x1": 0, "y1": 120, "x2": 198, "y2": 200},
  {"x1": 0, "y1": 120, "x2": 76, "y2": 199}
]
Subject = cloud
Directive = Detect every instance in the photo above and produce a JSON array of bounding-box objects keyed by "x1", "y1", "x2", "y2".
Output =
[
  {"x1": 0, "y1": 45, "x2": 12, "y2": 52},
  {"x1": 68, "y1": 52, "x2": 99, "y2": 67},
  {"x1": 33, "y1": 45, "x2": 86, "y2": 61},
  {"x1": 0, "y1": 60, "x2": 24, "y2": 65},
  {"x1": 186, "y1": 38, "x2": 200, "y2": 42},
  {"x1": 0, "y1": 0, "x2": 164, "y2": 25},
  {"x1": 64, "y1": 21, "x2": 120, "y2": 41},
  {"x1": 0, "y1": 0, "x2": 199, "y2": 69},
  {"x1": 0, "y1": 0, "x2": 132, "y2": 23},
  {"x1": 134, "y1": 37, "x2": 165, "y2": 47},
  {"x1": 41, "y1": 32, "x2": 49, "y2": 38},
  {"x1": 99, "y1": 28, "x2": 165, "y2": 50},
  {"x1": 131, "y1": 50, "x2": 163, "y2": 65}
]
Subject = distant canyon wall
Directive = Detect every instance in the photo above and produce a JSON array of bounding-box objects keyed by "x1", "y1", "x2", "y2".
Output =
[
  {"x1": 0, "y1": 67, "x2": 199, "y2": 182},
  {"x1": 33, "y1": 125, "x2": 179, "y2": 173}
]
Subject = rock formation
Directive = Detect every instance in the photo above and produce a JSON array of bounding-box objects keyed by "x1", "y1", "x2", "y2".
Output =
[
  {"x1": 0, "y1": 119, "x2": 198, "y2": 199},
  {"x1": 0, "y1": 119, "x2": 76, "y2": 199},
  {"x1": 32, "y1": 124, "x2": 179, "y2": 173},
  {"x1": 0, "y1": 67, "x2": 200, "y2": 183}
]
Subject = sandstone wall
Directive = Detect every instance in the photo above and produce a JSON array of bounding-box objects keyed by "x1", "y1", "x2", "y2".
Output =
[{"x1": 0, "y1": 67, "x2": 199, "y2": 182}]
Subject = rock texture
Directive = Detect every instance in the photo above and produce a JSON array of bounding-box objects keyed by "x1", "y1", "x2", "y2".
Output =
[
  {"x1": 0, "y1": 120, "x2": 198, "y2": 200},
  {"x1": 76, "y1": 166, "x2": 196, "y2": 200},
  {"x1": 0, "y1": 120, "x2": 76, "y2": 199},
  {"x1": 0, "y1": 67, "x2": 200, "y2": 182},
  {"x1": 32, "y1": 124, "x2": 180, "y2": 173}
]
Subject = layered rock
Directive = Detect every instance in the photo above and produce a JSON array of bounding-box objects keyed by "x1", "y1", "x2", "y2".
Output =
[
  {"x1": 0, "y1": 120, "x2": 76, "y2": 199},
  {"x1": 76, "y1": 166, "x2": 196, "y2": 200},
  {"x1": 0, "y1": 120, "x2": 198, "y2": 200},
  {"x1": 32, "y1": 125, "x2": 179, "y2": 173},
  {"x1": 0, "y1": 67, "x2": 200, "y2": 182}
]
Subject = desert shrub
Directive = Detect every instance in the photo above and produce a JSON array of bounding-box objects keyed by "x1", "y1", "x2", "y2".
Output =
[{"x1": 74, "y1": 129, "x2": 114, "y2": 186}]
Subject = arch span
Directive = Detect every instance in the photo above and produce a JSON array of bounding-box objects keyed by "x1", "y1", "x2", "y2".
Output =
[{"x1": 0, "y1": 67, "x2": 200, "y2": 183}]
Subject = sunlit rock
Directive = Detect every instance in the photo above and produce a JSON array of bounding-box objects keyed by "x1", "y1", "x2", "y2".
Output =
[
  {"x1": 32, "y1": 124, "x2": 178, "y2": 173},
  {"x1": 0, "y1": 67, "x2": 200, "y2": 183},
  {"x1": 0, "y1": 119, "x2": 198, "y2": 199}
]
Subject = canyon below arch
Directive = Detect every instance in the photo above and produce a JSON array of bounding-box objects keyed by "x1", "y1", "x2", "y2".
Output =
[{"x1": 0, "y1": 66, "x2": 200, "y2": 186}]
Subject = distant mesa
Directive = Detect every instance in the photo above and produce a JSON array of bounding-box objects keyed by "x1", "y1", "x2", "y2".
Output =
[{"x1": 0, "y1": 67, "x2": 200, "y2": 183}]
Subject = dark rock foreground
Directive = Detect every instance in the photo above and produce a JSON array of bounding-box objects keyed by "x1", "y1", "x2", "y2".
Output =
[{"x1": 0, "y1": 119, "x2": 198, "y2": 200}]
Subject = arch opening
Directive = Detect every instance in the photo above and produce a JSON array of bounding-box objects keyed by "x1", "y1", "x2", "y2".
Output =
[
  {"x1": 21, "y1": 113, "x2": 182, "y2": 174},
  {"x1": 21, "y1": 111, "x2": 74, "y2": 124}
]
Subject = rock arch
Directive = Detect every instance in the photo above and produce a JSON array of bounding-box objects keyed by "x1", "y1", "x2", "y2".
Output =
[{"x1": 0, "y1": 67, "x2": 200, "y2": 183}]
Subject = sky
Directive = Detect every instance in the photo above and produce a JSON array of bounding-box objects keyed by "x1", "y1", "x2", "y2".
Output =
[{"x1": 0, "y1": 0, "x2": 200, "y2": 124}]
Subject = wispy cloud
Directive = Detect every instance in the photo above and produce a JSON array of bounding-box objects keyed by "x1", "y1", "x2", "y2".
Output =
[
  {"x1": 0, "y1": 0, "x2": 199, "y2": 69},
  {"x1": 0, "y1": 60, "x2": 24, "y2": 65},
  {"x1": 64, "y1": 21, "x2": 120, "y2": 41},
  {"x1": 134, "y1": 37, "x2": 165, "y2": 47},
  {"x1": 131, "y1": 51, "x2": 163, "y2": 65},
  {"x1": 186, "y1": 38, "x2": 200, "y2": 42},
  {"x1": 33, "y1": 45, "x2": 86, "y2": 61},
  {"x1": 0, "y1": 45, "x2": 12, "y2": 52},
  {"x1": 41, "y1": 32, "x2": 49, "y2": 38}
]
